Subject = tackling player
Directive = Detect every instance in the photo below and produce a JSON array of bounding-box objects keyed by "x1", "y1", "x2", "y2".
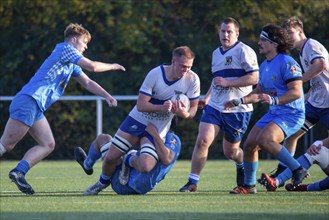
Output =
[{"x1": 76, "y1": 121, "x2": 181, "y2": 195}]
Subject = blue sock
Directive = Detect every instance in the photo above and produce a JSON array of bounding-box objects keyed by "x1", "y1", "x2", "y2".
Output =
[
  {"x1": 244, "y1": 161, "x2": 258, "y2": 186},
  {"x1": 84, "y1": 143, "x2": 101, "y2": 170},
  {"x1": 99, "y1": 173, "x2": 111, "y2": 185},
  {"x1": 308, "y1": 177, "x2": 329, "y2": 191},
  {"x1": 126, "y1": 154, "x2": 135, "y2": 167},
  {"x1": 188, "y1": 173, "x2": 200, "y2": 184},
  {"x1": 277, "y1": 155, "x2": 311, "y2": 186},
  {"x1": 15, "y1": 160, "x2": 30, "y2": 174},
  {"x1": 275, "y1": 146, "x2": 300, "y2": 171}
]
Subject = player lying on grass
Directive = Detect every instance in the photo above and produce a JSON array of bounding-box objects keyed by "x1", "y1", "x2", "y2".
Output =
[
  {"x1": 75, "y1": 121, "x2": 181, "y2": 195},
  {"x1": 258, "y1": 137, "x2": 329, "y2": 191}
]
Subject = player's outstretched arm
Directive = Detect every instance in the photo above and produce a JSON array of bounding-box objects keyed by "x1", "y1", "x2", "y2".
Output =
[
  {"x1": 74, "y1": 73, "x2": 117, "y2": 107},
  {"x1": 77, "y1": 57, "x2": 126, "y2": 72}
]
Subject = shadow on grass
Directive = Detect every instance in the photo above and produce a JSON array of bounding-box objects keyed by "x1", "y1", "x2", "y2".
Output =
[{"x1": 1, "y1": 211, "x2": 328, "y2": 220}]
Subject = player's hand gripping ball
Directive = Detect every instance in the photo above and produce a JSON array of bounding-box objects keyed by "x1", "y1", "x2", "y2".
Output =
[{"x1": 171, "y1": 93, "x2": 190, "y2": 111}]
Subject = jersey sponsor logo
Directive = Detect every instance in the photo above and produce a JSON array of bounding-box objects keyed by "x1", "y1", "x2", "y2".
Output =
[{"x1": 142, "y1": 111, "x2": 171, "y2": 121}]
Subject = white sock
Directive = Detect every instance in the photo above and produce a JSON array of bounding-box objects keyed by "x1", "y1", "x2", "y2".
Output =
[{"x1": 0, "y1": 143, "x2": 7, "y2": 157}]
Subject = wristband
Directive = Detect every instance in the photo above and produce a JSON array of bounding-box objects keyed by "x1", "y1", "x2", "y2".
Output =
[{"x1": 269, "y1": 96, "x2": 279, "y2": 105}]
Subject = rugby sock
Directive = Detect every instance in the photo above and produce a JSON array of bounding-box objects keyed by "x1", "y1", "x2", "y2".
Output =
[
  {"x1": 307, "y1": 177, "x2": 329, "y2": 191},
  {"x1": 188, "y1": 173, "x2": 200, "y2": 184},
  {"x1": 277, "y1": 155, "x2": 311, "y2": 186},
  {"x1": 275, "y1": 146, "x2": 300, "y2": 171},
  {"x1": 14, "y1": 160, "x2": 30, "y2": 175},
  {"x1": 99, "y1": 173, "x2": 111, "y2": 185},
  {"x1": 275, "y1": 150, "x2": 294, "y2": 175},
  {"x1": 126, "y1": 153, "x2": 136, "y2": 167},
  {"x1": 244, "y1": 161, "x2": 258, "y2": 187},
  {"x1": 84, "y1": 143, "x2": 101, "y2": 170},
  {"x1": 0, "y1": 143, "x2": 6, "y2": 156}
]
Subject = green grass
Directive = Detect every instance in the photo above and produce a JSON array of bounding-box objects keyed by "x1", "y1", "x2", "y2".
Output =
[{"x1": 0, "y1": 160, "x2": 328, "y2": 220}]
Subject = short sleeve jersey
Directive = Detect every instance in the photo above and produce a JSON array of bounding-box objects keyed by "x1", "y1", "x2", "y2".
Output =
[
  {"x1": 208, "y1": 41, "x2": 259, "y2": 113},
  {"x1": 299, "y1": 38, "x2": 329, "y2": 108},
  {"x1": 17, "y1": 42, "x2": 83, "y2": 111},
  {"x1": 129, "y1": 65, "x2": 200, "y2": 139},
  {"x1": 127, "y1": 132, "x2": 181, "y2": 194},
  {"x1": 259, "y1": 53, "x2": 305, "y2": 114}
]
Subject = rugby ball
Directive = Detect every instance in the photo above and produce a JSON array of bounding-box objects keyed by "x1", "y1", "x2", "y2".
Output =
[{"x1": 171, "y1": 93, "x2": 190, "y2": 110}]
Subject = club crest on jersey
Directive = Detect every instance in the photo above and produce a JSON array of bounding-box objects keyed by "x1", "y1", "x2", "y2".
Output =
[
  {"x1": 290, "y1": 65, "x2": 298, "y2": 75},
  {"x1": 225, "y1": 56, "x2": 232, "y2": 65}
]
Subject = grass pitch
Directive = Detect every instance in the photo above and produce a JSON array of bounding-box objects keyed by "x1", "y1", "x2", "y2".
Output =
[{"x1": 0, "y1": 160, "x2": 328, "y2": 220}]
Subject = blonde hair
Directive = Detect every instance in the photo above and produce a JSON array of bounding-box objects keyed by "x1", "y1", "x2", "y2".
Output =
[{"x1": 64, "y1": 23, "x2": 91, "y2": 43}]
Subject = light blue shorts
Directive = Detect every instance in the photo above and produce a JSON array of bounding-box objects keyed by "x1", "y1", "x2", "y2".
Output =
[
  {"x1": 9, "y1": 94, "x2": 44, "y2": 127},
  {"x1": 255, "y1": 111, "x2": 305, "y2": 139},
  {"x1": 110, "y1": 166, "x2": 139, "y2": 195},
  {"x1": 200, "y1": 105, "x2": 252, "y2": 143}
]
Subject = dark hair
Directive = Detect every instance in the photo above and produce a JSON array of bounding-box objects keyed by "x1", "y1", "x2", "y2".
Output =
[{"x1": 262, "y1": 24, "x2": 293, "y2": 54}]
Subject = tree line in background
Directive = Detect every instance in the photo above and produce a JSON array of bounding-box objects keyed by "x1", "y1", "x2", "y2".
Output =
[{"x1": 0, "y1": 0, "x2": 328, "y2": 160}]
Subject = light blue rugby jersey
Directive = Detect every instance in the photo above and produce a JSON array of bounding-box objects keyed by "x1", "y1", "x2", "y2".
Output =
[
  {"x1": 259, "y1": 53, "x2": 305, "y2": 114},
  {"x1": 17, "y1": 42, "x2": 83, "y2": 111},
  {"x1": 127, "y1": 132, "x2": 181, "y2": 194}
]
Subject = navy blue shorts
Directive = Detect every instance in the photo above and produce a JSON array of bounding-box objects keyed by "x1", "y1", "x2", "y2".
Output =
[{"x1": 200, "y1": 105, "x2": 252, "y2": 142}]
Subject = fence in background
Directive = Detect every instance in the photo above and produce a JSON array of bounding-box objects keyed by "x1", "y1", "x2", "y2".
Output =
[
  {"x1": 0, "y1": 95, "x2": 137, "y2": 136},
  {"x1": 0, "y1": 95, "x2": 318, "y2": 158}
]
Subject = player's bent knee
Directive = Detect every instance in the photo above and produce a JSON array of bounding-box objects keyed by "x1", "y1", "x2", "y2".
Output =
[
  {"x1": 47, "y1": 141, "x2": 56, "y2": 151},
  {"x1": 96, "y1": 134, "x2": 112, "y2": 147},
  {"x1": 111, "y1": 135, "x2": 132, "y2": 153}
]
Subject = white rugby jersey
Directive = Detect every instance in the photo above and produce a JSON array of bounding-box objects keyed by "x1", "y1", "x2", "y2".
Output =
[
  {"x1": 300, "y1": 38, "x2": 329, "y2": 108},
  {"x1": 129, "y1": 65, "x2": 200, "y2": 139},
  {"x1": 208, "y1": 41, "x2": 259, "y2": 113}
]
